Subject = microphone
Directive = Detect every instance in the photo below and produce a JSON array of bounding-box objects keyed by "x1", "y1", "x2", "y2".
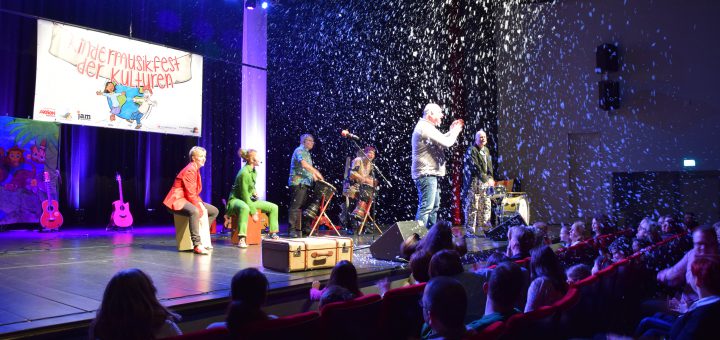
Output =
[{"x1": 341, "y1": 130, "x2": 360, "y2": 141}]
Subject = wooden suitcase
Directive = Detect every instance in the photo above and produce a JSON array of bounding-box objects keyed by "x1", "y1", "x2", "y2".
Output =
[
  {"x1": 316, "y1": 236, "x2": 354, "y2": 263},
  {"x1": 262, "y1": 237, "x2": 341, "y2": 272}
]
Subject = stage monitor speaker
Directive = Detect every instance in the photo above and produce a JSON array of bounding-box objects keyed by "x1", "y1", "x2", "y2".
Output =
[
  {"x1": 596, "y1": 43, "x2": 619, "y2": 73},
  {"x1": 598, "y1": 80, "x2": 620, "y2": 111},
  {"x1": 370, "y1": 220, "x2": 428, "y2": 261},
  {"x1": 485, "y1": 214, "x2": 528, "y2": 241}
]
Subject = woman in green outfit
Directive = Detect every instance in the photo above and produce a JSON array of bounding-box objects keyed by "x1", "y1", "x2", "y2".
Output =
[{"x1": 227, "y1": 149, "x2": 279, "y2": 248}]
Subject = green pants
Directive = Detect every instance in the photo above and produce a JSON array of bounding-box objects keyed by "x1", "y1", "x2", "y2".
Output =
[{"x1": 227, "y1": 198, "x2": 279, "y2": 236}]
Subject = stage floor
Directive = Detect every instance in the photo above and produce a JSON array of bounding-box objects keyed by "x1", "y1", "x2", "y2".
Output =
[{"x1": 0, "y1": 225, "x2": 507, "y2": 337}]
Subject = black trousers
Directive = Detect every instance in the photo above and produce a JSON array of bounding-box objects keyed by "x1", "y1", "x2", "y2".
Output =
[
  {"x1": 173, "y1": 202, "x2": 219, "y2": 246},
  {"x1": 288, "y1": 185, "x2": 309, "y2": 231}
]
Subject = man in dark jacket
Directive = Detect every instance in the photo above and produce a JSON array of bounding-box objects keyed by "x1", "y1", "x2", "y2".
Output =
[{"x1": 462, "y1": 130, "x2": 494, "y2": 236}]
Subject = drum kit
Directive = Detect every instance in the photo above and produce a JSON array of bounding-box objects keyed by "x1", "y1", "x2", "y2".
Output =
[{"x1": 482, "y1": 184, "x2": 530, "y2": 227}]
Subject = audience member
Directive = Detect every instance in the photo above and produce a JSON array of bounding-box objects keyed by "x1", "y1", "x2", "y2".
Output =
[
  {"x1": 467, "y1": 262, "x2": 524, "y2": 332},
  {"x1": 682, "y1": 212, "x2": 699, "y2": 232},
  {"x1": 637, "y1": 218, "x2": 662, "y2": 244},
  {"x1": 569, "y1": 221, "x2": 589, "y2": 246},
  {"x1": 592, "y1": 213, "x2": 614, "y2": 237},
  {"x1": 591, "y1": 255, "x2": 611, "y2": 275},
  {"x1": 566, "y1": 264, "x2": 592, "y2": 285},
  {"x1": 319, "y1": 286, "x2": 355, "y2": 309},
  {"x1": 486, "y1": 251, "x2": 510, "y2": 267},
  {"x1": 310, "y1": 260, "x2": 362, "y2": 301},
  {"x1": 90, "y1": 268, "x2": 181, "y2": 340},
  {"x1": 505, "y1": 226, "x2": 535, "y2": 260},
  {"x1": 525, "y1": 245, "x2": 568, "y2": 312},
  {"x1": 632, "y1": 237, "x2": 653, "y2": 253},
  {"x1": 401, "y1": 232, "x2": 422, "y2": 261},
  {"x1": 608, "y1": 236, "x2": 633, "y2": 262},
  {"x1": 532, "y1": 221, "x2": 551, "y2": 247},
  {"x1": 661, "y1": 216, "x2": 683, "y2": 239},
  {"x1": 208, "y1": 268, "x2": 275, "y2": 331},
  {"x1": 668, "y1": 255, "x2": 720, "y2": 339},
  {"x1": 420, "y1": 277, "x2": 469, "y2": 340},
  {"x1": 429, "y1": 250, "x2": 487, "y2": 323},
  {"x1": 657, "y1": 225, "x2": 719, "y2": 305},
  {"x1": 411, "y1": 221, "x2": 468, "y2": 282},
  {"x1": 559, "y1": 225, "x2": 571, "y2": 247}
]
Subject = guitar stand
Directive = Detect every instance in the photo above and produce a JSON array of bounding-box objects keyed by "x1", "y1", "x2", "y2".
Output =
[
  {"x1": 356, "y1": 199, "x2": 383, "y2": 235},
  {"x1": 308, "y1": 192, "x2": 341, "y2": 237},
  {"x1": 106, "y1": 220, "x2": 133, "y2": 232}
]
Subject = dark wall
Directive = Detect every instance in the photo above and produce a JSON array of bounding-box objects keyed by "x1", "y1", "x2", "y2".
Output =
[
  {"x1": 0, "y1": 0, "x2": 246, "y2": 225},
  {"x1": 266, "y1": 0, "x2": 499, "y2": 225}
]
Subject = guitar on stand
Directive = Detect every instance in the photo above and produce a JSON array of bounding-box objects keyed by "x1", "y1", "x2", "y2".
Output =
[
  {"x1": 108, "y1": 173, "x2": 133, "y2": 230},
  {"x1": 40, "y1": 171, "x2": 63, "y2": 231}
]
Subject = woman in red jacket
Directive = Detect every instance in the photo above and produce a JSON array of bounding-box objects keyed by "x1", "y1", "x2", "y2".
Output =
[{"x1": 163, "y1": 146, "x2": 218, "y2": 255}]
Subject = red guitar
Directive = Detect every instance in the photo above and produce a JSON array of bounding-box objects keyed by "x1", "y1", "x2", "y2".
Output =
[
  {"x1": 40, "y1": 171, "x2": 63, "y2": 230},
  {"x1": 110, "y1": 173, "x2": 133, "y2": 228}
]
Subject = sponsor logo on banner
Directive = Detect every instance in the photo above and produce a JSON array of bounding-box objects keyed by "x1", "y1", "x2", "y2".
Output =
[
  {"x1": 39, "y1": 108, "x2": 56, "y2": 117},
  {"x1": 78, "y1": 113, "x2": 91, "y2": 121}
]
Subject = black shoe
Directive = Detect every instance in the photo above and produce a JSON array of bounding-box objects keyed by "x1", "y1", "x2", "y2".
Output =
[
  {"x1": 289, "y1": 230, "x2": 301, "y2": 238},
  {"x1": 301, "y1": 228, "x2": 312, "y2": 236}
]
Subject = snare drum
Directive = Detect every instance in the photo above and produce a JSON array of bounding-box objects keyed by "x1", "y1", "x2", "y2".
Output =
[
  {"x1": 501, "y1": 195, "x2": 529, "y2": 223},
  {"x1": 304, "y1": 180, "x2": 337, "y2": 220}
]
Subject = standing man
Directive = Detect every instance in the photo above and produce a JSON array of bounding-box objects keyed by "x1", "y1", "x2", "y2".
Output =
[
  {"x1": 288, "y1": 134, "x2": 323, "y2": 238},
  {"x1": 462, "y1": 130, "x2": 494, "y2": 236},
  {"x1": 411, "y1": 103, "x2": 464, "y2": 228}
]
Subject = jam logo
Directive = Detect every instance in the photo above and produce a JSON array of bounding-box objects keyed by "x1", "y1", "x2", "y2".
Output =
[
  {"x1": 39, "y1": 108, "x2": 56, "y2": 117},
  {"x1": 77, "y1": 113, "x2": 91, "y2": 121}
]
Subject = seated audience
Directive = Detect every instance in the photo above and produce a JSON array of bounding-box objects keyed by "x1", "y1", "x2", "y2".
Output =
[
  {"x1": 669, "y1": 255, "x2": 720, "y2": 339},
  {"x1": 208, "y1": 267, "x2": 275, "y2": 331},
  {"x1": 637, "y1": 256, "x2": 720, "y2": 339},
  {"x1": 559, "y1": 224, "x2": 571, "y2": 247},
  {"x1": 525, "y1": 245, "x2": 568, "y2": 312},
  {"x1": 657, "y1": 225, "x2": 719, "y2": 306},
  {"x1": 410, "y1": 221, "x2": 468, "y2": 283},
  {"x1": 632, "y1": 237, "x2": 653, "y2": 253},
  {"x1": 591, "y1": 254, "x2": 612, "y2": 275},
  {"x1": 637, "y1": 218, "x2": 662, "y2": 244},
  {"x1": 682, "y1": 212, "x2": 699, "y2": 232},
  {"x1": 310, "y1": 260, "x2": 363, "y2": 301},
  {"x1": 608, "y1": 236, "x2": 633, "y2": 262},
  {"x1": 486, "y1": 251, "x2": 510, "y2": 267},
  {"x1": 505, "y1": 226, "x2": 535, "y2": 260},
  {"x1": 661, "y1": 216, "x2": 683, "y2": 239},
  {"x1": 569, "y1": 221, "x2": 589, "y2": 246},
  {"x1": 592, "y1": 213, "x2": 615, "y2": 237},
  {"x1": 566, "y1": 264, "x2": 592, "y2": 285},
  {"x1": 420, "y1": 276, "x2": 469, "y2": 340},
  {"x1": 429, "y1": 250, "x2": 487, "y2": 323},
  {"x1": 401, "y1": 232, "x2": 422, "y2": 261},
  {"x1": 467, "y1": 262, "x2": 524, "y2": 332},
  {"x1": 319, "y1": 286, "x2": 355, "y2": 309},
  {"x1": 90, "y1": 268, "x2": 181, "y2": 340},
  {"x1": 532, "y1": 221, "x2": 551, "y2": 247}
]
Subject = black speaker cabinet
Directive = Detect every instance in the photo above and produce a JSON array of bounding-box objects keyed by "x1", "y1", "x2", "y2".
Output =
[
  {"x1": 485, "y1": 214, "x2": 528, "y2": 241},
  {"x1": 370, "y1": 221, "x2": 428, "y2": 261},
  {"x1": 596, "y1": 43, "x2": 619, "y2": 73},
  {"x1": 599, "y1": 80, "x2": 620, "y2": 111}
]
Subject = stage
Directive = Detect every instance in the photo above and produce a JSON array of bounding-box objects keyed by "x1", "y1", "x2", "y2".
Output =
[{"x1": 0, "y1": 225, "x2": 507, "y2": 338}]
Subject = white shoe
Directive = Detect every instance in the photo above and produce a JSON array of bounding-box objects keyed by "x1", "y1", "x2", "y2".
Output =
[
  {"x1": 237, "y1": 238, "x2": 248, "y2": 248},
  {"x1": 266, "y1": 233, "x2": 280, "y2": 240}
]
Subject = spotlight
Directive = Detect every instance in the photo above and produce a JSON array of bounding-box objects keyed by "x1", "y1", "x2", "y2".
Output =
[
  {"x1": 261, "y1": 1, "x2": 268, "y2": 9},
  {"x1": 246, "y1": 0, "x2": 256, "y2": 10}
]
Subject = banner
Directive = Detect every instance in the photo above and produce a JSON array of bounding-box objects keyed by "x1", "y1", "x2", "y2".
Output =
[
  {"x1": 33, "y1": 20, "x2": 204, "y2": 136},
  {"x1": 0, "y1": 117, "x2": 60, "y2": 226}
]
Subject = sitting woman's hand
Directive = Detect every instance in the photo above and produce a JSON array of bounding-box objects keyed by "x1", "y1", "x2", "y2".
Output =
[
  {"x1": 312, "y1": 280, "x2": 321, "y2": 290},
  {"x1": 252, "y1": 213, "x2": 259, "y2": 222}
]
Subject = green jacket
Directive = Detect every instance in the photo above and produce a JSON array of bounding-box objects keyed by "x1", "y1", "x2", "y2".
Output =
[{"x1": 229, "y1": 164, "x2": 257, "y2": 212}]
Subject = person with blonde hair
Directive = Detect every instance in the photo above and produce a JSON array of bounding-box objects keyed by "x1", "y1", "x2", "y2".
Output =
[
  {"x1": 227, "y1": 148, "x2": 279, "y2": 248},
  {"x1": 163, "y1": 146, "x2": 218, "y2": 255}
]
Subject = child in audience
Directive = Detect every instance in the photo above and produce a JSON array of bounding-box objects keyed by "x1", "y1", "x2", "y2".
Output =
[
  {"x1": 608, "y1": 236, "x2": 633, "y2": 262},
  {"x1": 591, "y1": 255, "x2": 611, "y2": 275},
  {"x1": 208, "y1": 267, "x2": 276, "y2": 332},
  {"x1": 525, "y1": 245, "x2": 568, "y2": 312},
  {"x1": 90, "y1": 268, "x2": 181, "y2": 340},
  {"x1": 632, "y1": 237, "x2": 653, "y2": 253},
  {"x1": 467, "y1": 262, "x2": 524, "y2": 332},
  {"x1": 566, "y1": 264, "x2": 592, "y2": 285},
  {"x1": 429, "y1": 250, "x2": 487, "y2": 323},
  {"x1": 310, "y1": 260, "x2": 363, "y2": 301},
  {"x1": 319, "y1": 286, "x2": 355, "y2": 309}
]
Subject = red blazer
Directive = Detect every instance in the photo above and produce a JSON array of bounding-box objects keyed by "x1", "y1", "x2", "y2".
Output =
[{"x1": 163, "y1": 162, "x2": 203, "y2": 211}]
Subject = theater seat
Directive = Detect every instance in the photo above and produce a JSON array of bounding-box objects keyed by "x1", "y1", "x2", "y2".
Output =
[
  {"x1": 167, "y1": 327, "x2": 228, "y2": 340},
  {"x1": 321, "y1": 294, "x2": 383, "y2": 340},
  {"x1": 243, "y1": 311, "x2": 321, "y2": 339},
  {"x1": 378, "y1": 283, "x2": 426, "y2": 340},
  {"x1": 501, "y1": 305, "x2": 557, "y2": 339},
  {"x1": 464, "y1": 321, "x2": 505, "y2": 340}
]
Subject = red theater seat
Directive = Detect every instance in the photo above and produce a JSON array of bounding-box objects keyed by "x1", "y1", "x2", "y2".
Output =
[
  {"x1": 321, "y1": 294, "x2": 383, "y2": 340},
  {"x1": 378, "y1": 283, "x2": 426, "y2": 340},
  {"x1": 465, "y1": 321, "x2": 505, "y2": 340}
]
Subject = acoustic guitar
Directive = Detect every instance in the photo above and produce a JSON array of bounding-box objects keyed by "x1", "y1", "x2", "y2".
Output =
[
  {"x1": 110, "y1": 173, "x2": 133, "y2": 228},
  {"x1": 40, "y1": 171, "x2": 63, "y2": 230}
]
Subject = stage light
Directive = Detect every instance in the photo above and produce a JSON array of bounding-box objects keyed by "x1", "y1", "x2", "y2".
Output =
[
  {"x1": 683, "y1": 159, "x2": 696, "y2": 167},
  {"x1": 261, "y1": 1, "x2": 268, "y2": 9},
  {"x1": 246, "y1": 0, "x2": 256, "y2": 10}
]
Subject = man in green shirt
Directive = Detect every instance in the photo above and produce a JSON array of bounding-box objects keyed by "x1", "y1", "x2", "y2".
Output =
[{"x1": 466, "y1": 262, "x2": 523, "y2": 332}]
